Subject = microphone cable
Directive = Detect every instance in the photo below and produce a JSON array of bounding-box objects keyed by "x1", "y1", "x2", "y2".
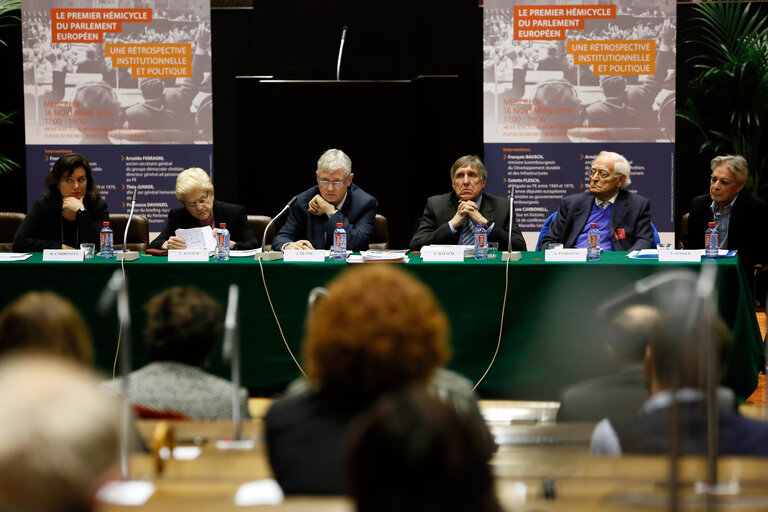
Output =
[
  {"x1": 258, "y1": 258, "x2": 307, "y2": 377},
  {"x1": 472, "y1": 256, "x2": 510, "y2": 392},
  {"x1": 111, "y1": 257, "x2": 128, "y2": 379}
]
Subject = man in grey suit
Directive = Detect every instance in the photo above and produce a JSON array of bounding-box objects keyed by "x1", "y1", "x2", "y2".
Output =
[
  {"x1": 410, "y1": 155, "x2": 526, "y2": 252},
  {"x1": 557, "y1": 304, "x2": 656, "y2": 422},
  {"x1": 539, "y1": 151, "x2": 654, "y2": 251}
]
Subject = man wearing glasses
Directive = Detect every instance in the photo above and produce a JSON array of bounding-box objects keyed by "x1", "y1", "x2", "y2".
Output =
[
  {"x1": 273, "y1": 149, "x2": 378, "y2": 251},
  {"x1": 149, "y1": 167, "x2": 259, "y2": 250},
  {"x1": 539, "y1": 151, "x2": 654, "y2": 251},
  {"x1": 410, "y1": 155, "x2": 525, "y2": 252}
]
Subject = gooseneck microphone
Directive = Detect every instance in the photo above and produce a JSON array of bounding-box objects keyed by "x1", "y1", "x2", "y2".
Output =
[
  {"x1": 255, "y1": 196, "x2": 297, "y2": 261},
  {"x1": 336, "y1": 25, "x2": 348, "y2": 81},
  {"x1": 116, "y1": 188, "x2": 139, "y2": 261}
]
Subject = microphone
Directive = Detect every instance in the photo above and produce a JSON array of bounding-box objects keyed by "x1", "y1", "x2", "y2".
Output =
[
  {"x1": 255, "y1": 196, "x2": 297, "y2": 261},
  {"x1": 116, "y1": 188, "x2": 139, "y2": 261},
  {"x1": 336, "y1": 25, "x2": 347, "y2": 81},
  {"x1": 222, "y1": 284, "x2": 242, "y2": 441},
  {"x1": 501, "y1": 185, "x2": 521, "y2": 261},
  {"x1": 98, "y1": 269, "x2": 124, "y2": 314}
]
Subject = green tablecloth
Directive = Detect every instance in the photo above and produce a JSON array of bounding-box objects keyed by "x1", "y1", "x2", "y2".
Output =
[{"x1": 0, "y1": 251, "x2": 761, "y2": 399}]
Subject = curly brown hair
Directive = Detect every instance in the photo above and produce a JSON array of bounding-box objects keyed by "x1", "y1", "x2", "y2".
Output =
[{"x1": 303, "y1": 265, "x2": 450, "y2": 396}]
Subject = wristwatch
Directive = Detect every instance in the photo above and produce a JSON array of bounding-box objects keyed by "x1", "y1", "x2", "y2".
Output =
[{"x1": 78, "y1": 205, "x2": 86, "y2": 213}]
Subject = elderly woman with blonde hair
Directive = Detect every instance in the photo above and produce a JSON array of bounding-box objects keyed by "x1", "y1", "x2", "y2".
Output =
[
  {"x1": 265, "y1": 265, "x2": 491, "y2": 495},
  {"x1": 149, "y1": 167, "x2": 259, "y2": 250}
]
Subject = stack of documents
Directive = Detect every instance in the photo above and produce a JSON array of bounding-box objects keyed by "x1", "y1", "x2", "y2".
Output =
[{"x1": 347, "y1": 250, "x2": 410, "y2": 263}]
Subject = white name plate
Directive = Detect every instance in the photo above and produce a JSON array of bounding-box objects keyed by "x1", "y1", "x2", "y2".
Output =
[
  {"x1": 420, "y1": 246, "x2": 464, "y2": 262},
  {"x1": 283, "y1": 250, "x2": 326, "y2": 262},
  {"x1": 43, "y1": 249, "x2": 84, "y2": 261},
  {"x1": 659, "y1": 250, "x2": 701, "y2": 262},
  {"x1": 545, "y1": 248, "x2": 587, "y2": 262},
  {"x1": 167, "y1": 249, "x2": 210, "y2": 262}
]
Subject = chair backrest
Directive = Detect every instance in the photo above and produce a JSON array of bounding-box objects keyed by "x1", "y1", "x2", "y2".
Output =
[
  {"x1": 536, "y1": 212, "x2": 558, "y2": 251},
  {"x1": 248, "y1": 215, "x2": 274, "y2": 249},
  {"x1": 369, "y1": 214, "x2": 389, "y2": 250},
  {"x1": 109, "y1": 213, "x2": 150, "y2": 252},
  {"x1": 679, "y1": 213, "x2": 689, "y2": 249},
  {"x1": 0, "y1": 212, "x2": 25, "y2": 252}
]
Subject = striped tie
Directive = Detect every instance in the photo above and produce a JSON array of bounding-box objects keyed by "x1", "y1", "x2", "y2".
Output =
[
  {"x1": 459, "y1": 219, "x2": 474, "y2": 245},
  {"x1": 598, "y1": 201, "x2": 610, "y2": 209}
]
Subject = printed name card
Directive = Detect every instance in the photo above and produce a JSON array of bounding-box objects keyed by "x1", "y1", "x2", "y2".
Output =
[
  {"x1": 545, "y1": 248, "x2": 587, "y2": 262},
  {"x1": 43, "y1": 249, "x2": 84, "y2": 262},
  {"x1": 420, "y1": 246, "x2": 464, "y2": 262},
  {"x1": 167, "y1": 249, "x2": 210, "y2": 262},
  {"x1": 658, "y1": 250, "x2": 701, "y2": 262},
  {"x1": 283, "y1": 250, "x2": 326, "y2": 262}
]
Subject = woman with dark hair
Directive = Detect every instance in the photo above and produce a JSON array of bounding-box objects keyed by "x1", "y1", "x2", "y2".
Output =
[
  {"x1": 346, "y1": 389, "x2": 502, "y2": 512},
  {"x1": 13, "y1": 153, "x2": 109, "y2": 251}
]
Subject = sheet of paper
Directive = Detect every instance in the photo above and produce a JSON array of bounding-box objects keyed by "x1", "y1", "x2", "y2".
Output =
[
  {"x1": 233, "y1": 479, "x2": 284, "y2": 506},
  {"x1": 0, "y1": 253, "x2": 32, "y2": 261},
  {"x1": 175, "y1": 226, "x2": 216, "y2": 251}
]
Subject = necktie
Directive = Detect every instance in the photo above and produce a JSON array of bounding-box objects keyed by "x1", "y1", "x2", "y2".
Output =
[
  {"x1": 598, "y1": 201, "x2": 609, "y2": 209},
  {"x1": 459, "y1": 219, "x2": 474, "y2": 245}
]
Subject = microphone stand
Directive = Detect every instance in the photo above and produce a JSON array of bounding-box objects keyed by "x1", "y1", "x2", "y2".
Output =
[
  {"x1": 216, "y1": 284, "x2": 255, "y2": 450},
  {"x1": 502, "y1": 186, "x2": 521, "y2": 261},
  {"x1": 116, "y1": 188, "x2": 139, "y2": 261},
  {"x1": 255, "y1": 197, "x2": 297, "y2": 261}
]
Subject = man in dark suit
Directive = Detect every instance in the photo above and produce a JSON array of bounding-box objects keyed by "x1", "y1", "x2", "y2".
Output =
[
  {"x1": 682, "y1": 155, "x2": 768, "y2": 285},
  {"x1": 409, "y1": 155, "x2": 526, "y2": 252},
  {"x1": 557, "y1": 305, "x2": 655, "y2": 423},
  {"x1": 272, "y1": 149, "x2": 378, "y2": 251},
  {"x1": 539, "y1": 151, "x2": 654, "y2": 251},
  {"x1": 149, "y1": 167, "x2": 259, "y2": 250},
  {"x1": 591, "y1": 301, "x2": 768, "y2": 456}
]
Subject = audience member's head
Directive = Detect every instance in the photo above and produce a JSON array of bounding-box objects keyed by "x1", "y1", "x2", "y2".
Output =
[
  {"x1": 138, "y1": 77, "x2": 165, "y2": 101},
  {"x1": 304, "y1": 265, "x2": 449, "y2": 397},
  {"x1": 0, "y1": 291, "x2": 93, "y2": 364},
  {"x1": 72, "y1": 81, "x2": 122, "y2": 132},
  {"x1": 0, "y1": 355, "x2": 120, "y2": 512},
  {"x1": 604, "y1": 304, "x2": 659, "y2": 369},
  {"x1": 145, "y1": 286, "x2": 224, "y2": 367},
  {"x1": 346, "y1": 388, "x2": 501, "y2": 512},
  {"x1": 532, "y1": 79, "x2": 581, "y2": 141}
]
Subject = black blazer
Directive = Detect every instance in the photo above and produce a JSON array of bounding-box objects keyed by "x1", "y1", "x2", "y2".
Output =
[
  {"x1": 13, "y1": 197, "x2": 109, "y2": 251},
  {"x1": 683, "y1": 189, "x2": 768, "y2": 273},
  {"x1": 409, "y1": 192, "x2": 526, "y2": 251},
  {"x1": 540, "y1": 189, "x2": 654, "y2": 251},
  {"x1": 149, "y1": 200, "x2": 259, "y2": 250}
]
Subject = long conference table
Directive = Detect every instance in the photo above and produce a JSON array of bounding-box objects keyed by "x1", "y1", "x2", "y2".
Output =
[{"x1": 0, "y1": 251, "x2": 761, "y2": 400}]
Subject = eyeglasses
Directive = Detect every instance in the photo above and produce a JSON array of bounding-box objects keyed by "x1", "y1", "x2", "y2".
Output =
[
  {"x1": 590, "y1": 168, "x2": 613, "y2": 180},
  {"x1": 317, "y1": 174, "x2": 350, "y2": 188},
  {"x1": 184, "y1": 194, "x2": 209, "y2": 208}
]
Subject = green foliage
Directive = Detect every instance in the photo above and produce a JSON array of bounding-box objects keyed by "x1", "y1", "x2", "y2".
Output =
[
  {"x1": 678, "y1": 0, "x2": 768, "y2": 194},
  {"x1": 0, "y1": 0, "x2": 20, "y2": 174}
]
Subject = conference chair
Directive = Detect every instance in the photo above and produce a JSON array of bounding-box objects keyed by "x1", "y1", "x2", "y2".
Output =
[
  {"x1": 248, "y1": 215, "x2": 274, "y2": 250},
  {"x1": 369, "y1": 214, "x2": 389, "y2": 250},
  {"x1": 109, "y1": 213, "x2": 150, "y2": 252},
  {"x1": 536, "y1": 211, "x2": 661, "y2": 250},
  {"x1": 0, "y1": 212, "x2": 25, "y2": 251}
]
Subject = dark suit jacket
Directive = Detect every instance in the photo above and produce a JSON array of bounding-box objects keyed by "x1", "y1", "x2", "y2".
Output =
[
  {"x1": 272, "y1": 184, "x2": 378, "y2": 251},
  {"x1": 409, "y1": 192, "x2": 526, "y2": 252},
  {"x1": 557, "y1": 364, "x2": 647, "y2": 423},
  {"x1": 539, "y1": 189, "x2": 654, "y2": 251},
  {"x1": 149, "y1": 200, "x2": 259, "y2": 250},
  {"x1": 610, "y1": 400, "x2": 768, "y2": 456},
  {"x1": 13, "y1": 197, "x2": 109, "y2": 251},
  {"x1": 683, "y1": 189, "x2": 768, "y2": 274}
]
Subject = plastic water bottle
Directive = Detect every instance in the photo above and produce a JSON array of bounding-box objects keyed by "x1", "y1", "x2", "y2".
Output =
[
  {"x1": 330, "y1": 223, "x2": 347, "y2": 261},
  {"x1": 100, "y1": 221, "x2": 114, "y2": 259},
  {"x1": 704, "y1": 221, "x2": 719, "y2": 261},
  {"x1": 474, "y1": 223, "x2": 488, "y2": 260},
  {"x1": 587, "y1": 223, "x2": 601, "y2": 261},
  {"x1": 215, "y1": 223, "x2": 230, "y2": 261}
]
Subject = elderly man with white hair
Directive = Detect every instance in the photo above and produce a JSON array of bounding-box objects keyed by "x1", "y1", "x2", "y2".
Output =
[
  {"x1": 539, "y1": 151, "x2": 654, "y2": 251},
  {"x1": 272, "y1": 148, "x2": 378, "y2": 251}
]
